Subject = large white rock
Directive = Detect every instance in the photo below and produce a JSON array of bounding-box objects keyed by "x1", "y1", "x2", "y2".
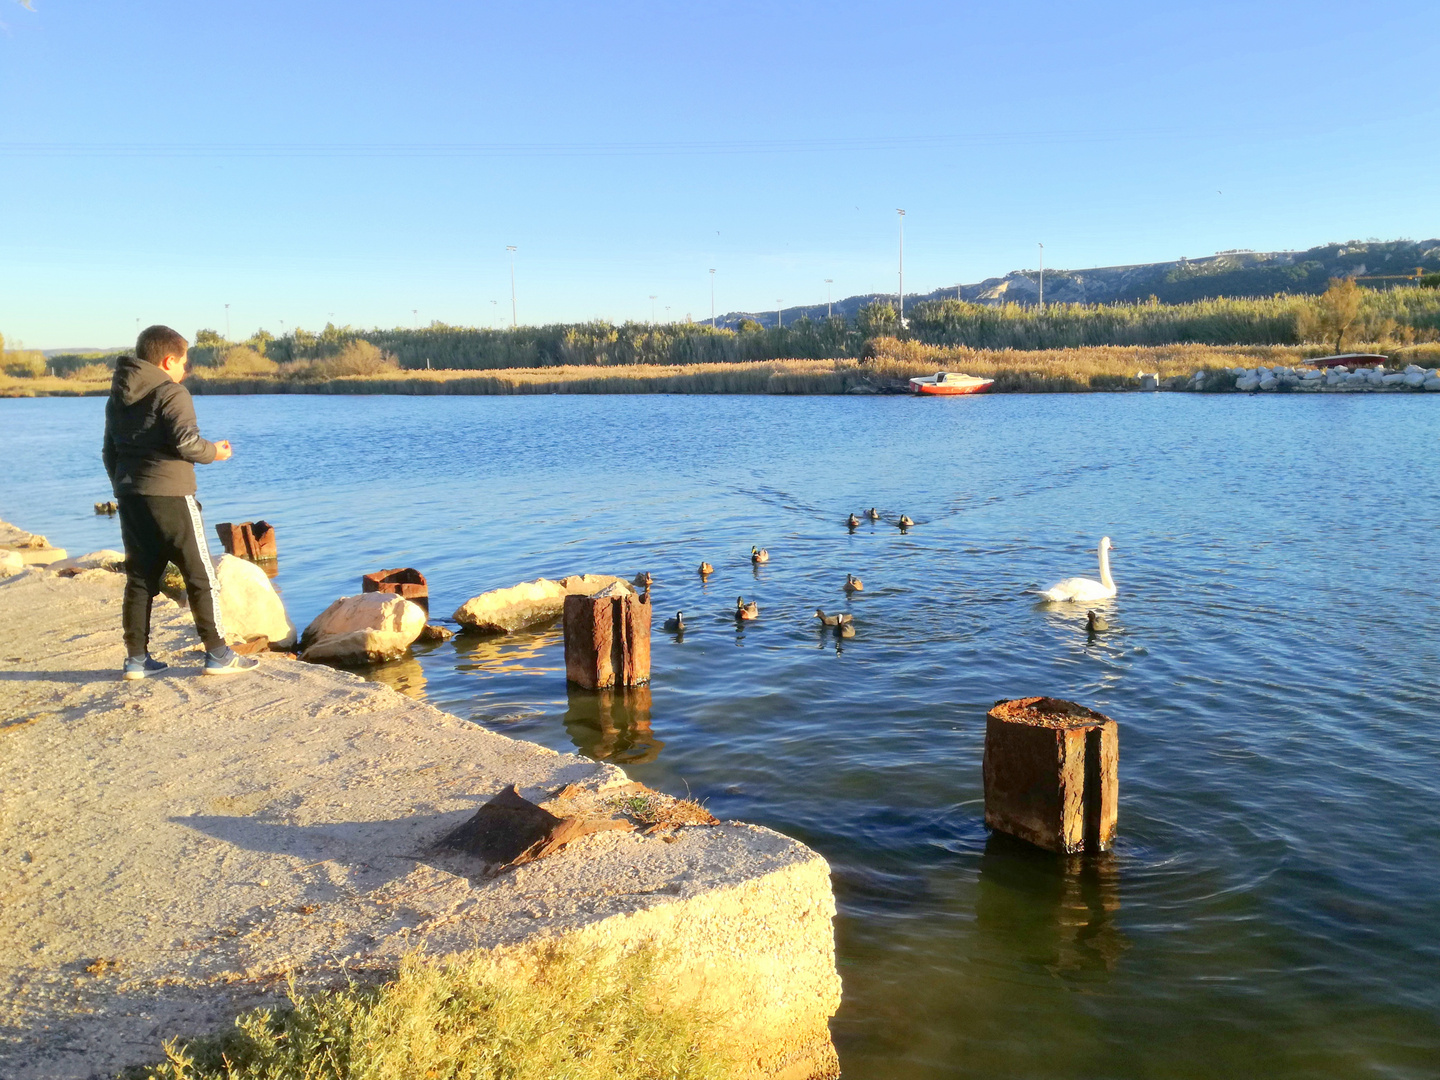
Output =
[
  {"x1": 1382, "y1": 373, "x2": 1407, "y2": 385},
  {"x1": 299, "y1": 628, "x2": 418, "y2": 666},
  {"x1": 302, "y1": 592, "x2": 426, "y2": 651},
  {"x1": 0, "y1": 550, "x2": 24, "y2": 578},
  {"x1": 1403, "y1": 371, "x2": 1425, "y2": 386},
  {"x1": 1236, "y1": 375, "x2": 1261, "y2": 391},
  {"x1": 453, "y1": 574, "x2": 634, "y2": 634},
  {"x1": 214, "y1": 554, "x2": 297, "y2": 648},
  {"x1": 1425, "y1": 378, "x2": 1440, "y2": 392}
]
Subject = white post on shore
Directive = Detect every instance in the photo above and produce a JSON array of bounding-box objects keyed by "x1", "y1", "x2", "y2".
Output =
[
  {"x1": 1038, "y1": 242, "x2": 1044, "y2": 311},
  {"x1": 709, "y1": 268, "x2": 716, "y2": 328},
  {"x1": 826, "y1": 279, "x2": 833, "y2": 319}
]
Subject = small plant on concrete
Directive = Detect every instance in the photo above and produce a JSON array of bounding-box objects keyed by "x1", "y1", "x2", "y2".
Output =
[{"x1": 124, "y1": 945, "x2": 734, "y2": 1080}]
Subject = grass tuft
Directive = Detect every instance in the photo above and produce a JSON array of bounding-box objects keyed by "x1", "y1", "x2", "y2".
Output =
[{"x1": 121, "y1": 945, "x2": 735, "y2": 1080}]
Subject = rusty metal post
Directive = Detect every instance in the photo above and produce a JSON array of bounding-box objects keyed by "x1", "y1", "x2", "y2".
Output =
[
  {"x1": 983, "y1": 696, "x2": 1117, "y2": 854},
  {"x1": 216, "y1": 521, "x2": 277, "y2": 562},
  {"x1": 362, "y1": 568, "x2": 429, "y2": 612},
  {"x1": 563, "y1": 589, "x2": 651, "y2": 690}
]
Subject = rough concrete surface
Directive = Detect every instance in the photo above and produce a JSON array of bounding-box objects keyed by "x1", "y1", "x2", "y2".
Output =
[{"x1": 0, "y1": 564, "x2": 840, "y2": 1079}]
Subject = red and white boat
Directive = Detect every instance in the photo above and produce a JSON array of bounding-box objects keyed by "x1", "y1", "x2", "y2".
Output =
[{"x1": 909, "y1": 371, "x2": 994, "y2": 396}]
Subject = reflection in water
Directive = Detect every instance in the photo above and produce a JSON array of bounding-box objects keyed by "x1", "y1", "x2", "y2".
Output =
[
  {"x1": 976, "y1": 832, "x2": 1127, "y2": 983},
  {"x1": 564, "y1": 684, "x2": 664, "y2": 765},
  {"x1": 364, "y1": 654, "x2": 427, "y2": 699},
  {"x1": 453, "y1": 626, "x2": 564, "y2": 678}
]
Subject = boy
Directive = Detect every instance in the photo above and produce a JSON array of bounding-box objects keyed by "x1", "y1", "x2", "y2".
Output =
[{"x1": 103, "y1": 324, "x2": 258, "y2": 679}]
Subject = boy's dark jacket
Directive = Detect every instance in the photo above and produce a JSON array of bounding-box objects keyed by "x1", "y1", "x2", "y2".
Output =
[{"x1": 102, "y1": 355, "x2": 216, "y2": 497}]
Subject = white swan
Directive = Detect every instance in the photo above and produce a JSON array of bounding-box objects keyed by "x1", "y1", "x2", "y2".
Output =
[{"x1": 1040, "y1": 537, "x2": 1116, "y2": 602}]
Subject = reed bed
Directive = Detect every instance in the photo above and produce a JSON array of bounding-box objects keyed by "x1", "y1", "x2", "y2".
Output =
[
  {"x1": 166, "y1": 285, "x2": 1440, "y2": 371},
  {"x1": 10, "y1": 341, "x2": 1439, "y2": 399},
  {"x1": 182, "y1": 341, "x2": 1440, "y2": 396}
]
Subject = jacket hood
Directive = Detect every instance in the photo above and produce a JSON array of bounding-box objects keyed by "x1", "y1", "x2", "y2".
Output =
[{"x1": 111, "y1": 355, "x2": 173, "y2": 407}]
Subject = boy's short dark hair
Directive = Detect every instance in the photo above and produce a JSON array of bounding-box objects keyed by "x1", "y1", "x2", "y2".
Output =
[{"x1": 136, "y1": 325, "x2": 189, "y2": 365}]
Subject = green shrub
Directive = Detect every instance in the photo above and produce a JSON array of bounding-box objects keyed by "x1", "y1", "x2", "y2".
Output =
[
  {"x1": 64, "y1": 362, "x2": 112, "y2": 382},
  {"x1": 216, "y1": 346, "x2": 279, "y2": 376},
  {"x1": 122, "y1": 946, "x2": 733, "y2": 1080},
  {"x1": 307, "y1": 339, "x2": 398, "y2": 379},
  {"x1": 2, "y1": 353, "x2": 46, "y2": 378}
]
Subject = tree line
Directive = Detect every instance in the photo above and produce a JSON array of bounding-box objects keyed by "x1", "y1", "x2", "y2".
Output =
[{"x1": 16, "y1": 280, "x2": 1440, "y2": 381}]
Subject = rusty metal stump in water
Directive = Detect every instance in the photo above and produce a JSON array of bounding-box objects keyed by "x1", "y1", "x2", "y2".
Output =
[
  {"x1": 983, "y1": 696, "x2": 1118, "y2": 854},
  {"x1": 563, "y1": 587, "x2": 651, "y2": 690},
  {"x1": 215, "y1": 520, "x2": 277, "y2": 562},
  {"x1": 362, "y1": 567, "x2": 429, "y2": 612}
]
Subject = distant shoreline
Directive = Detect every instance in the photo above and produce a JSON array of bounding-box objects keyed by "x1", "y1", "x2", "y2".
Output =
[{"x1": 5, "y1": 343, "x2": 1439, "y2": 398}]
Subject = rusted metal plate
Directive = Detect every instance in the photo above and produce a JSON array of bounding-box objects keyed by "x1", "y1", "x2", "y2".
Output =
[
  {"x1": 437, "y1": 784, "x2": 631, "y2": 870},
  {"x1": 362, "y1": 567, "x2": 429, "y2": 602},
  {"x1": 215, "y1": 520, "x2": 278, "y2": 562}
]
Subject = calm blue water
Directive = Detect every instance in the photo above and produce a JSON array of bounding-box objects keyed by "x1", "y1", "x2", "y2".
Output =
[{"x1": 4, "y1": 392, "x2": 1439, "y2": 1079}]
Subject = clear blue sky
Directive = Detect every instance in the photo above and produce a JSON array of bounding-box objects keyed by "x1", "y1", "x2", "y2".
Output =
[{"x1": 3, "y1": 0, "x2": 1437, "y2": 349}]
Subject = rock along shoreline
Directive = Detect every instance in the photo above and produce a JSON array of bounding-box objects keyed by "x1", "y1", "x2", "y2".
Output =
[{"x1": 0, "y1": 532, "x2": 841, "y2": 1080}]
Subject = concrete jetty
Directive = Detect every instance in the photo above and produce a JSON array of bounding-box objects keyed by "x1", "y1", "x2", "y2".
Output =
[{"x1": 0, "y1": 560, "x2": 840, "y2": 1079}]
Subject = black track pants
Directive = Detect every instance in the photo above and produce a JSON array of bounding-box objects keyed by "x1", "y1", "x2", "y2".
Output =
[{"x1": 117, "y1": 494, "x2": 226, "y2": 655}]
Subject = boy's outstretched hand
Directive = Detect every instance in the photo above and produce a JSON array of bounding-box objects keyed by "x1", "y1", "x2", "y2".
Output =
[{"x1": 214, "y1": 440, "x2": 233, "y2": 462}]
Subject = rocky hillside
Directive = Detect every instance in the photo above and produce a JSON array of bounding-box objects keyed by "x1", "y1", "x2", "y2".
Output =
[{"x1": 722, "y1": 238, "x2": 1440, "y2": 329}]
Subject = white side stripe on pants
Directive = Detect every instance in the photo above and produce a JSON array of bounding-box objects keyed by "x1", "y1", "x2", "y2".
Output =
[{"x1": 184, "y1": 495, "x2": 226, "y2": 642}]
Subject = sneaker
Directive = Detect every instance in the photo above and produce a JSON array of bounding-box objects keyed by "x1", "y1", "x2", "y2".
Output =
[
  {"x1": 121, "y1": 654, "x2": 169, "y2": 681},
  {"x1": 204, "y1": 646, "x2": 260, "y2": 677}
]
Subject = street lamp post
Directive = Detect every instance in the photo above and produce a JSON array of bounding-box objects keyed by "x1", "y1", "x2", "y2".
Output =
[
  {"x1": 507, "y1": 246, "x2": 518, "y2": 328},
  {"x1": 1038, "y1": 242, "x2": 1044, "y2": 311},
  {"x1": 896, "y1": 209, "x2": 906, "y2": 330},
  {"x1": 776, "y1": 300, "x2": 783, "y2": 329},
  {"x1": 825, "y1": 279, "x2": 833, "y2": 319},
  {"x1": 224, "y1": 303, "x2": 230, "y2": 341},
  {"x1": 709, "y1": 269, "x2": 716, "y2": 328}
]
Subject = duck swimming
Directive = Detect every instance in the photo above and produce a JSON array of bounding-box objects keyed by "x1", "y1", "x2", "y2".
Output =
[
  {"x1": 865, "y1": 508, "x2": 881, "y2": 520},
  {"x1": 736, "y1": 596, "x2": 759, "y2": 620},
  {"x1": 751, "y1": 546, "x2": 770, "y2": 564},
  {"x1": 814, "y1": 608, "x2": 853, "y2": 627},
  {"x1": 663, "y1": 611, "x2": 685, "y2": 632},
  {"x1": 836, "y1": 620, "x2": 856, "y2": 639},
  {"x1": 698, "y1": 561, "x2": 714, "y2": 577},
  {"x1": 633, "y1": 571, "x2": 653, "y2": 589},
  {"x1": 897, "y1": 514, "x2": 915, "y2": 528},
  {"x1": 847, "y1": 513, "x2": 861, "y2": 529},
  {"x1": 844, "y1": 574, "x2": 864, "y2": 593},
  {"x1": 1086, "y1": 610, "x2": 1109, "y2": 633}
]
